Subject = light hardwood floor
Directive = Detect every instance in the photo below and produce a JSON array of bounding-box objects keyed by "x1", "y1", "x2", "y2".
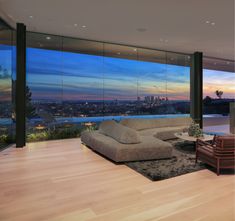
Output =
[{"x1": 0, "y1": 138, "x2": 234, "y2": 221}]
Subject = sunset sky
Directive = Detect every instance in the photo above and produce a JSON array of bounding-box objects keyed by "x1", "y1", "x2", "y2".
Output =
[
  {"x1": 0, "y1": 45, "x2": 12, "y2": 101},
  {"x1": 26, "y1": 47, "x2": 190, "y2": 101},
  {"x1": 0, "y1": 45, "x2": 234, "y2": 102},
  {"x1": 203, "y1": 69, "x2": 235, "y2": 99}
]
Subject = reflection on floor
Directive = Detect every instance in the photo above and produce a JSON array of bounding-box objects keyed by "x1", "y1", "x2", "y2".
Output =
[
  {"x1": 203, "y1": 115, "x2": 231, "y2": 135},
  {"x1": 204, "y1": 124, "x2": 230, "y2": 134}
]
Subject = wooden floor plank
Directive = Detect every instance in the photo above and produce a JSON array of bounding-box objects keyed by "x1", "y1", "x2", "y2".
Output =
[{"x1": 0, "y1": 138, "x2": 234, "y2": 221}]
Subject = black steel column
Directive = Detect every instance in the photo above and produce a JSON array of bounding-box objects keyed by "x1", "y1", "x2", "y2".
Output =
[
  {"x1": 190, "y1": 52, "x2": 203, "y2": 128},
  {"x1": 16, "y1": 23, "x2": 26, "y2": 147}
]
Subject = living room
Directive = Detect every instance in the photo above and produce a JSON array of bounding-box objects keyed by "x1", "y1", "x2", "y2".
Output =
[{"x1": 0, "y1": 1, "x2": 234, "y2": 220}]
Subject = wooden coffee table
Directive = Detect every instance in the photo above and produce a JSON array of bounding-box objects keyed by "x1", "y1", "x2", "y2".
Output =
[{"x1": 174, "y1": 132, "x2": 214, "y2": 142}]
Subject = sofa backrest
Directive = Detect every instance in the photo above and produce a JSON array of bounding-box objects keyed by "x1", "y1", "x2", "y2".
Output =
[
  {"x1": 213, "y1": 135, "x2": 235, "y2": 149},
  {"x1": 120, "y1": 117, "x2": 192, "y2": 131},
  {"x1": 99, "y1": 120, "x2": 141, "y2": 144}
]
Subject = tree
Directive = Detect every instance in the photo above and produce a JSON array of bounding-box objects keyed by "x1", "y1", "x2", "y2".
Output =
[
  {"x1": 11, "y1": 82, "x2": 36, "y2": 121},
  {"x1": 26, "y1": 86, "x2": 36, "y2": 118},
  {"x1": 215, "y1": 90, "x2": 223, "y2": 99},
  {"x1": 203, "y1": 96, "x2": 212, "y2": 105},
  {"x1": 0, "y1": 65, "x2": 10, "y2": 79}
]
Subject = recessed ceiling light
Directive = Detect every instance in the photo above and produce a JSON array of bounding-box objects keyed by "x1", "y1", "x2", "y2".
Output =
[
  {"x1": 29, "y1": 15, "x2": 33, "y2": 19},
  {"x1": 46, "y1": 36, "x2": 51, "y2": 40},
  {"x1": 136, "y1": 28, "x2": 147, "y2": 32},
  {"x1": 205, "y1": 20, "x2": 215, "y2": 26},
  {"x1": 74, "y1": 23, "x2": 78, "y2": 27},
  {"x1": 7, "y1": 14, "x2": 13, "y2": 19},
  {"x1": 160, "y1": 38, "x2": 168, "y2": 43},
  {"x1": 82, "y1": 25, "x2": 86, "y2": 28}
]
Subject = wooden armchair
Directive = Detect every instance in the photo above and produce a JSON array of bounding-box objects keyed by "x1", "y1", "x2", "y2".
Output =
[{"x1": 196, "y1": 135, "x2": 235, "y2": 175}]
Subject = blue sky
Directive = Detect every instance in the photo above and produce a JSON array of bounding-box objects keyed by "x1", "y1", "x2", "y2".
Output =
[
  {"x1": 0, "y1": 45, "x2": 12, "y2": 101},
  {"x1": 26, "y1": 47, "x2": 190, "y2": 101}
]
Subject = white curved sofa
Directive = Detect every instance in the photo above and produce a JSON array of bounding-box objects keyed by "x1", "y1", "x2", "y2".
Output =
[{"x1": 81, "y1": 117, "x2": 192, "y2": 162}]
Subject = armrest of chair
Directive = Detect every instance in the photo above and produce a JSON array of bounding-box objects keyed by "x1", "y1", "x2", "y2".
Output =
[
  {"x1": 196, "y1": 139, "x2": 214, "y2": 154},
  {"x1": 196, "y1": 139, "x2": 212, "y2": 146}
]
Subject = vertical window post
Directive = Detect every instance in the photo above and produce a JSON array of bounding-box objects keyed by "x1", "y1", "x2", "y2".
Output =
[
  {"x1": 16, "y1": 23, "x2": 26, "y2": 147},
  {"x1": 190, "y1": 52, "x2": 203, "y2": 128}
]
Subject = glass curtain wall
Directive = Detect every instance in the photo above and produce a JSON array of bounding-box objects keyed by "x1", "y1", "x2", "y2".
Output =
[
  {"x1": 166, "y1": 52, "x2": 190, "y2": 115},
  {"x1": 26, "y1": 32, "x2": 190, "y2": 142},
  {"x1": 137, "y1": 49, "x2": 167, "y2": 116},
  {"x1": 103, "y1": 44, "x2": 139, "y2": 117},
  {"x1": 203, "y1": 57, "x2": 235, "y2": 135},
  {"x1": 26, "y1": 33, "x2": 63, "y2": 141},
  {"x1": 0, "y1": 21, "x2": 15, "y2": 148}
]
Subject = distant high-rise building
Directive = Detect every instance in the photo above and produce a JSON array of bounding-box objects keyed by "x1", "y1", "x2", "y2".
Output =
[{"x1": 144, "y1": 96, "x2": 156, "y2": 104}]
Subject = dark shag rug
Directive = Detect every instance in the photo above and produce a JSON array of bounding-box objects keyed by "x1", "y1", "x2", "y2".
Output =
[{"x1": 125, "y1": 140, "x2": 206, "y2": 181}]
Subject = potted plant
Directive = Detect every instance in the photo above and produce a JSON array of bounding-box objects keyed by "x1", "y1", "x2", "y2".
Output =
[{"x1": 188, "y1": 121, "x2": 203, "y2": 138}]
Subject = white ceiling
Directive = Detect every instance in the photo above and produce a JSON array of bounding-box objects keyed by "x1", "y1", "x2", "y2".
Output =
[{"x1": 0, "y1": 0, "x2": 234, "y2": 60}]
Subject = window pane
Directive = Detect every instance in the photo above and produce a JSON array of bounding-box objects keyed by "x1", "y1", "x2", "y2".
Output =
[
  {"x1": 203, "y1": 57, "x2": 235, "y2": 134},
  {"x1": 103, "y1": 44, "x2": 138, "y2": 118},
  {"x1": 0, "y1": 28, "x2": 14, "y2": 148},
  {"x1": 137, "y1": 49, "x2": 167, "y2": 116},
  {"x1": 26, "y1": 33, "x2": 63, "y2": 141},
  {"x1": 62, "y1": 38, "x2": 104, "y2": 130},
  {"x1": 166, "y1": 52, "x2": 190, "y2": 115}
]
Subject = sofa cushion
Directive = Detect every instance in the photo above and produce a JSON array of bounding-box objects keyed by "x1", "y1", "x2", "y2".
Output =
[
  {"x1": 138, "y1": 128, "x2": 162, "y2": 137},
  {"x1": 120, "y1": 117, "x2": 192, "y2": 131},
  {"x1": 138, "y1": 126, "x2": 187, "y2": 136},
  {"x1": 138, "y1": 126, "x2": 187, "y2": 140},
  {"x1": 99, "y1": 120, "x2": 141, "y2": 144},
  {"x1": 154, "y1": 127, "x2": 188, "y2": 140}
]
